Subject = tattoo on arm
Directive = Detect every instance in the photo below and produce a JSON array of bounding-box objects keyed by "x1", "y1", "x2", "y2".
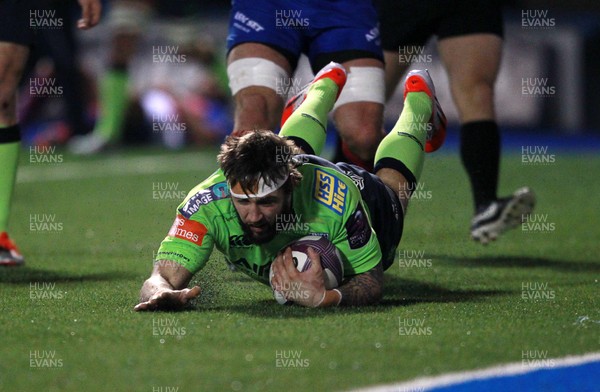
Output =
[{"x1": 338, "y1": 262, "x2": 384, "y2": 306}]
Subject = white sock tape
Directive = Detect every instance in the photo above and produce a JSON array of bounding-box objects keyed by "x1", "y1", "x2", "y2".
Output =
[
  {"x1": 227, "y1": 57, "x2": 289, "y2": 95},
  {"x1": 334, "y1": 66, "x2": 385, "y2": 109}
]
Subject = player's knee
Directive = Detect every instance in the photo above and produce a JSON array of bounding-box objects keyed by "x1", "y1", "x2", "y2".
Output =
[
  {"x1": 234, "y1": 88, "x2": 280, "y2": 130},
  {"x1": 342, "y1": 124, "x2": 382, "y2": 160},
  {"x1": 0, "y1": 61, "x2": 20, "y2": 114},
  {"x1": 0, "y1": 85, "x2": 17, "y2": 123}
]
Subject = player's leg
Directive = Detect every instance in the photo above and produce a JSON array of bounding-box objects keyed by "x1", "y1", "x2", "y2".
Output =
[
  {"x1": 438, "y1": 33, "x2": 501, "y2": 206},
  {"x1": 372, "y1": 0, "x2": 436, "y2": 102},
  {"x1": 331, "y1": 58, "x2": 385, "y2": 171},
  {"x1": 0, "y1": 42, "x2": 29, "y2": 265},
  {"x1": 382, "y1": 50, "x2": 413, "y2": 102},
  {"x1": 279, "y1": 62, "x2": 346, "y2": 155},
  {"x1": 228, "y1": 43, "x2": 292, "y2": 132},
  {"x1": 374, "y1": 70, "x2": 446, "y2": 211},
  {"x1": 70, "y1": 1, "x2": 151, "y2": 154},
  {"x1": 226, "y1": 1, "x2": 306, "y2": 133},
  {"x1": 305, "y1": 0, "x2": 385, "y2": 171},
  {"x1": 438, "y1": 31, "x2": 534, "y2": 242}
]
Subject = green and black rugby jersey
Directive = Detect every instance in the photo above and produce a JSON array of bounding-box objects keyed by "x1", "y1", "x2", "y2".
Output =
[{"x1": 156, "y1": 161, "x2": 382, "y2": 285}]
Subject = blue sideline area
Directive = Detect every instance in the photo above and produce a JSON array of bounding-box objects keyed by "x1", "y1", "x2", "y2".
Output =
[
  {"x1": 325, "y1": 124, "x2": 600, "y2": 154},
  {"x1": 429, "y1": 360, "x2": 600, "y2": 392}
]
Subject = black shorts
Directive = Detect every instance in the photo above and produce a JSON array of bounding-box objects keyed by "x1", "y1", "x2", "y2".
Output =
[
  {"x1": 300, "y1": 155, "x2": 403, "y2": 271},
  {"x1": 374, "y1": 0, "x2": 504, "y2": 51},
  {"x1": 0, "y1": 0, "x2": 42, "y2": 46}
]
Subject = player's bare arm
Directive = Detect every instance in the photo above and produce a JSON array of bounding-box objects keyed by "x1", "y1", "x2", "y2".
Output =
[
  {"x1": 134, "y1": 261, "x2": 200, "y2": 311},
  {"x1": 337, "y1": 262, "x2": 384, "y2": 306}
]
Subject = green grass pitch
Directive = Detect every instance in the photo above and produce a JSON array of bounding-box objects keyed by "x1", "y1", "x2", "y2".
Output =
[{"x1": 2, "y1": 146, "x2": 598, "y2": 391}]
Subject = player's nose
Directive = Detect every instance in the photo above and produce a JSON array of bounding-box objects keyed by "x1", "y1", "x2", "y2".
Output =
[{"x1": 245, "y1": 204, "x2": 263, "y2": 223}]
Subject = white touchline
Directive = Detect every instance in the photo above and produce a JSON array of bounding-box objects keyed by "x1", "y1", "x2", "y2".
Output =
[
  {"x1": 17, "y1": 152, "x2": 216, "y2": 184},
  {"x1": 349, "y1": 351, "x2": 600, "y2": 392}
]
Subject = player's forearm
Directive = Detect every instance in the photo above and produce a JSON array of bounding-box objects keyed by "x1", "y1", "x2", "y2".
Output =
[
  {"x1": 139, "y1": 274, "x2": 176, "y2": 302},
  {"x1": 337, "y1": 263, "x2": 384, "y2": 306}
]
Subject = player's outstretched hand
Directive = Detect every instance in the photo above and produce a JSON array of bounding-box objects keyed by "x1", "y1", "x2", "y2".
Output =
[
  {"x1": 134, "y1": 286, "x2": 201, "y2": 311},
  {"x1": 272, "y1": 247, "x2": 326, "y2": 307},
  {"x1": 77, "y1": 0, "x2": 101, "y2": 30}
]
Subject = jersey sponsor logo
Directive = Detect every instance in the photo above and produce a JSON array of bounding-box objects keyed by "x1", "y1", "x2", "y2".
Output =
[
  {"x1": 155, "y1": 251, "x2": 191, "y2": 264},
  {"x1": 345, "y1": 205, "x2": 371, "y2": 249},
  {"x1": 313, "y1": 169, "x2": 347, "y2": 215},
  {"x1": 179, "y1": 182, "x2": 229, "y2": 218},
  {"x1": 231, "y1": 258, "x2": 270, "y2": 282},
  {"x1": 211, "y1": 182, "x2": 230, "y2": 199},
  {"x1": 229, "y1": 235, "x2": 253, "y2": 248},
  {"x1": 308, "y1": 232, "x2": 329, "y2": 240},
  {"x1": 233, "y1": 11, "x2": 264, "y2": 33},
  {"x1": 341, "y1": 169, "x2": 365, "y2": 190},
  {"x1": 168, "y1": 214, "x2": 208, "y2": 246},
  {"x1": 365, "y1": 26, "x2": 380, "y2": 43}
]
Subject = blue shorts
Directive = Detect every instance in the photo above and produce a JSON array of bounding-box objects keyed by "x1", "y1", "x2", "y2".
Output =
[{"x1": 227, "y1": 0, "x2": 383, "y2": 73}]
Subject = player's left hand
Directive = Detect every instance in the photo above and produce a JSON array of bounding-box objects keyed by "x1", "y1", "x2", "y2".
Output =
[
  {"x1": 271, "y1": 247, "x2": 326, "y2": 307},
  {"x1": 77, "y1": 0, "x2": 102, "y2": 30}
]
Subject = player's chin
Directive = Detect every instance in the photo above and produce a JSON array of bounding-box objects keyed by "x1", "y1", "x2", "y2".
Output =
[{"x1": 248, "y1": 228, "x2": 276, "y2": 244}]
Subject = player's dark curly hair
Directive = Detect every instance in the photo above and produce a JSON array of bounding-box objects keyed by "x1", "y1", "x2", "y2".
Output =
[{"x1": 217, "y1": 130, "x2": 303, "y2": 194}]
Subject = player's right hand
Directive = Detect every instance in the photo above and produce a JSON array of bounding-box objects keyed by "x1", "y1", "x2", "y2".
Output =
[{"x1": 134, "y1": 286, "x2": 201, "y2": 311}]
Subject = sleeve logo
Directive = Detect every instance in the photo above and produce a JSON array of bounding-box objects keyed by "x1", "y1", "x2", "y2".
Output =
[
  {"x1": 345, "y1": 205, "x2": 371, "y2": 249},
  {"x1": 179, "y1": 182, "x2": 230, "y2": 218},
  {"x1": 211, "y1": 182, "x2": 230, "y2": 199},
  {"x1": 168, "y1": 214, "x2": 208, "y2": 246},
  {"x1": 313, "y1": 169, "x2": 347, "y2": 215}
]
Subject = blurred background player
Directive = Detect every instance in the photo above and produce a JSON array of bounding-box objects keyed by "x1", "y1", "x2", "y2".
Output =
[
  {"x1": 0, "y1": 0, "x2": 101, "y2": 265},
  {"x1": 70, "y1": 0, "x2": 231, "y2": 153},
  {"x1": 227, "y1": 0, "x2": 385, "y2": 171},
  {"x1": 16, "y1": 2, "x2": 95, "y2": 146},
  {"x1": 69, "y1": 0, "x2": 152, "y2": 154},
  {"x1": 374, "y1": 0, "x2": 535, "y2": 243},
  {"x1": 134, "y1": 31, "x2": 231, "y2": 149},
  {"x1": 134, "y1": 62, "x2": 447, "y2": 309}
]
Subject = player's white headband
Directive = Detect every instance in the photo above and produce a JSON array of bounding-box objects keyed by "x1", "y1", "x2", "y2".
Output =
[{"x1": 228, "y1": 175, "x2": 288, "y2": 199}]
